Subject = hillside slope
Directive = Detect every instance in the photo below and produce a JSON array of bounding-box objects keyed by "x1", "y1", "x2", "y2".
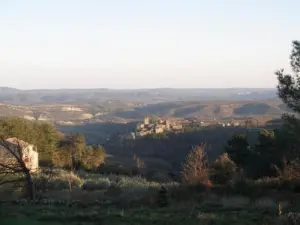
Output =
[
  {"x1": 112, "y1": 100, "x2": 288, "y2": 119},
  {"x1": 0, "y1": 100, "x2": 290, "y2": 122}
]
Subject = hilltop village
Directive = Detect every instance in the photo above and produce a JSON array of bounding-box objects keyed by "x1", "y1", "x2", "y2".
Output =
[
  {"x1": 122, "y1": 117, "x2": 251, "y2": 140},
  {"x1": 135, "y1": 117, "x2": 182, "y2": 137}
]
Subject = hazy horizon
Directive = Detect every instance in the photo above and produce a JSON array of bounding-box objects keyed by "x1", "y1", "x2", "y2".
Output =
[
  {"x1": 1, "y1": 1, "x2": 299, "y2": 89},
  {"x1": 0, "y1": 86, "x2": 277, "y2": 91}
]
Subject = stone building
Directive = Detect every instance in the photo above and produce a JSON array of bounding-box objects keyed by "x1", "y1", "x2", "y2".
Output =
[
  {"x1": 144, "y1": 117, "x2": 150, "y2": 125},
  {"x1": 61, "y1": 106, "x2": 83, "y2": 112},
  {"x1": 0, "y1": 138, "x2": 39, "y2": 172},
  {"x1": 155, "y1": 127, "x2": 165, "y2": 133}
]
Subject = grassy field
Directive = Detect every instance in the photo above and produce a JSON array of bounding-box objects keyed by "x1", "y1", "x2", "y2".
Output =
[{"x1": 0, "y1": 202, "x2": 287, "y2": 225}]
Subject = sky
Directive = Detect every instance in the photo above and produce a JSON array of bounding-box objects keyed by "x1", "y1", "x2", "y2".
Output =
[{"x1": 0, "y1": 0, "x2": 299, "y2": 89}]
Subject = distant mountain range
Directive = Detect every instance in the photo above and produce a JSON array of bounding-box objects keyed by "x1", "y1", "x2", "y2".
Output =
[{"x1": 0, "y1": 87, "x2": 278, "y2": 104}]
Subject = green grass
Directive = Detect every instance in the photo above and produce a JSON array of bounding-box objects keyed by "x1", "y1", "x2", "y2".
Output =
[{"x1": 0, "y1": 203, "x2": 282, "y2": 225}]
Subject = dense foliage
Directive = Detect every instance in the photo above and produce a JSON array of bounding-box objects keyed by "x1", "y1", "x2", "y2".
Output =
[
  {"x1": 0, "y1": 117, "x2": 59, "y2": 161},
  {"x1": 104, "y1": 126, "x2": 259, "y2": 172},
  {"x1": 210, "y1": 153, "x2": 236, "y2": 185},
  {"x1": 0, "y1": 117, "x2": 106, "y2": 170},
  {"x1": 222, "y1": 40, "x2": 300, "y2": 180}
]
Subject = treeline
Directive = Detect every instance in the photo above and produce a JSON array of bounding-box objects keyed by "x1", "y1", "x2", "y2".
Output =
[
  {"x1": 0, "y1": 117, "x2": 106, "y2": 170},
  {"x1": 225, "y1": 120, "x2": 300, "y2": 179},
  {"x1": 103, "y1": 40, "x2": 300, "y2": 182},
  {"x1": 104, "y1": 126, "x2": 260, "y2": 171},
  {"x1": 182, "y1": 40, "x2": 300, "y2": 186},
  {"x1": 179, "y1": 118, "x2": 300, "y2": 189}
]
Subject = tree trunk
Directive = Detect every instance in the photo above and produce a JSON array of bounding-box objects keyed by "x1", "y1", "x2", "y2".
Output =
[{"x1": 24, "y1": 170, "x2": 35, "y2": 200}]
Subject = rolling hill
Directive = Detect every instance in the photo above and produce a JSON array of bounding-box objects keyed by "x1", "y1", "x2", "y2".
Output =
[
  {"x1": 0, "y1": 99, "x2": 291, "y2": 123},
  {"x1": 0, "y1": 87, "x2": 291, "y2": 122},
  {"x1": 112, "y1": 100, "x2": 289, "y2": 119}
]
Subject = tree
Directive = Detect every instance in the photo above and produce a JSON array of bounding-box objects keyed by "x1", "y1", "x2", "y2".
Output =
[
  {"x1": 277, "y1": 115, "x2": 300, "y2": 159},
  {"x1": 58, "y1": 133, "x2": 86, "y2": 169},
  {"x1": 252, "y1": 129, "x2": 278, "y2": 177},
  {"x1": 52, "y1": 146, "x2": 73, "y2": 168},
  {"x1": 181, "y1": 144, "x2": 209, "y2": 184},
  {"x1": 276, "y1": 41, "x2": 300, "y2": 113},
  {"x1": 225, "y1": 133, "x2": 252, "y2": 168},
  {"x1": 32, "y1": 111, "x2": 42, "y2": 121},
  {"x1": 244, "y1": 119, "x2": 256, "y2": 128},
  {"x1": 53, "y1": 140, "x2": 106, "y2": 170},
  {"x1": 276, "y1": 158, "x2": 300, "y2": 181},
  {"x1": 276, "y1": 40, "x2": 300, "y2": 159},
  {"x1": 82, "y1": 145, "x2": 106, "y2": 169},
  {"x1": 0, "y1": 137, "x2": 35, "y2": 199},
  {"x1": 36, "y1": 122, "x2": 60, "y2": 164},
  {"x1": 210, "y1": 153, "x2": 236, "y2": 185}
]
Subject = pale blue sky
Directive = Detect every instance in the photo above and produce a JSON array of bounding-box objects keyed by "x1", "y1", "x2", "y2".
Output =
[{"x1": 0, "y1": 0, "x2": 299, "y2": 89}]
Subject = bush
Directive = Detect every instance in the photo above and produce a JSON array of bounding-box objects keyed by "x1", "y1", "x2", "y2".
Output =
[
  {"x1": 157, "y1": 186, "x2": 169, "y2": 207},
  {"x1": 146, "y1": 170, "x2": 170, "y2": 182},
  {"x1": 33, "y1": 169, "x2": 179, "y2": 203},
  {"x1": 210, "y1": 153, "x2": 236, "y2": 185},
  {"x1": 232, "y1": 180, "x2": 256, "y2": 196},
  {"x1": 253, "y1": 177, "x2": 300, "y2": 192},
  {"x1": 273, "y1": 212, "x2": 300, "y2": 225},
  {"x1": 97, "y1": 164, "x2": 136, "y2": 176},
  {"x1": 82, "y1": 178, "x2": 111, "y2": 191},
  {"x1": 117, "y1": 176, "x2": 160, "y2": 189},
  {"x1": 81, "y1": 145, "x2": 106, "y2": 169},
  {"x1": 33, "y1": 169, "x2": 84, "y2": 191},
  {"x1": 277, "y1": 159, "x2": 300, "y2": 181}
]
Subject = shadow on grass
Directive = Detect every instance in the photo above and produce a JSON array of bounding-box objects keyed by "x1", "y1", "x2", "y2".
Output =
[{"x1": 0, "y1": 217, "x2": 60, "y2": 225}]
